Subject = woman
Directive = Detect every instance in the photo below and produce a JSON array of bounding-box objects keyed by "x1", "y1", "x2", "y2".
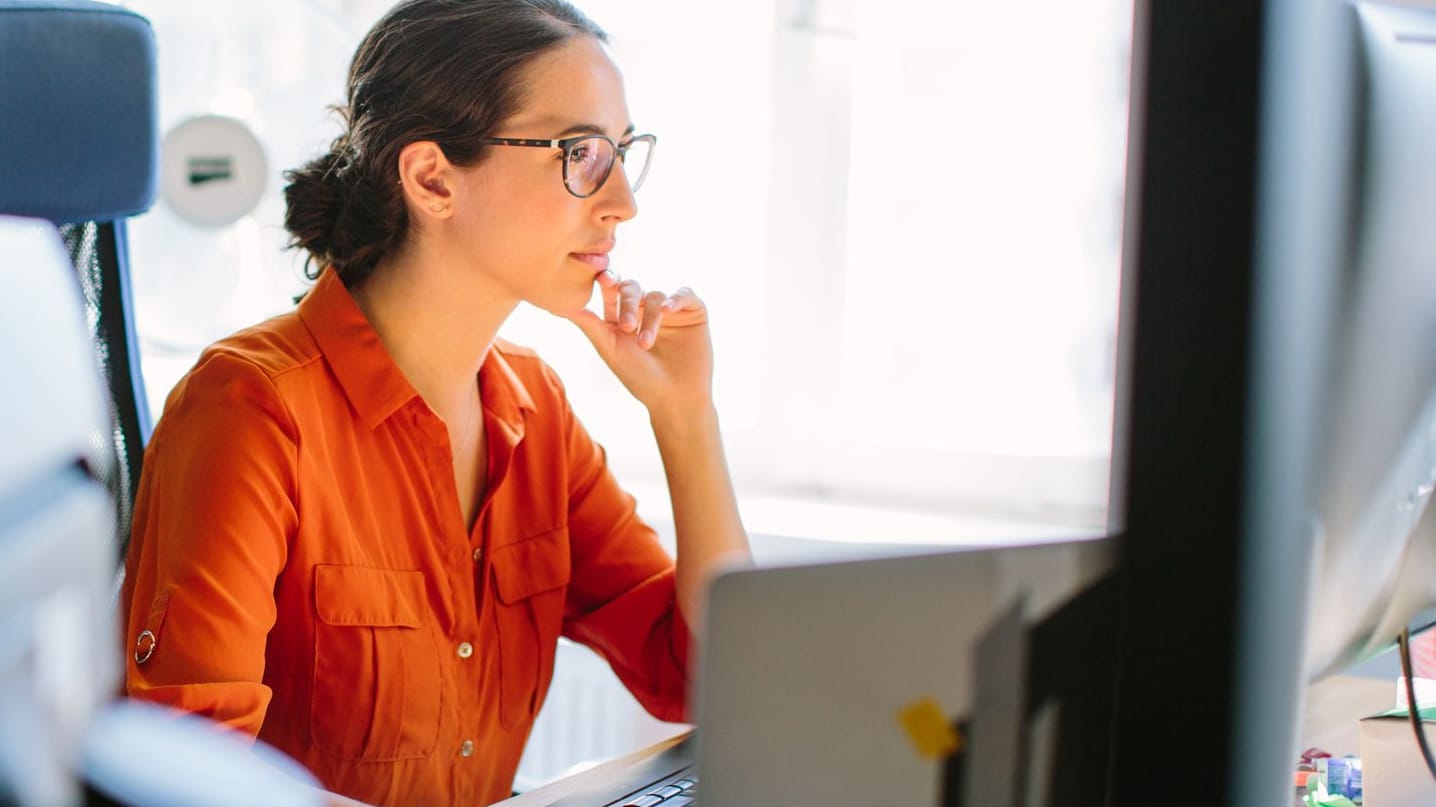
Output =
[{"x1": 119, "y1": 1, "x2": 750, "y2": 804}]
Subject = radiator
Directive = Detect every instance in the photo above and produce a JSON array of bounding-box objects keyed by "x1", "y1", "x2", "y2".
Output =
[{"x1": 514, "y1": 639, "x2": 689, "y2": 792}]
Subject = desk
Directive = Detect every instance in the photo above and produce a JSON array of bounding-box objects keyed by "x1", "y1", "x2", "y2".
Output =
[
  {"x1": 1287, "y1": 674, "x2": 1397, "y2": 807},
  {"x1": 494, "y1": 731, "x2": 693, "y2": 807},
  {"x1": 492, "y1": 676, "x2": 1389, "y2": 807}
]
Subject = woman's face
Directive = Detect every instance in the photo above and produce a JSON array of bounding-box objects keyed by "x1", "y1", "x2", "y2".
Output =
[{"x1": 452, "y1": 35, "x2": 639, "y2": 317}]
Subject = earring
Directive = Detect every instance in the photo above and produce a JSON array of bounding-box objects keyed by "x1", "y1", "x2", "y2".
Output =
[{"x1": 429, "y1": 200, "x2": 448, "y2": 214}]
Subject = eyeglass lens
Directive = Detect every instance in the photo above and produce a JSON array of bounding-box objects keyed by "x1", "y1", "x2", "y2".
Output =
[{"x1": 565, "y1": 136, "x2": 653, "y2": 196}]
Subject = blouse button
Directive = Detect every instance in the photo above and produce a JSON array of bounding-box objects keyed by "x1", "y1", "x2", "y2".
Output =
[
  {"x1": 457, "y1": 641, "x2": 474, "y2": 659},
  {"x1": 472, "y1": 546, "x2": 483, "y2": 563},
  {"x1": 459, "y1": 739, "x2": 475, "y2": 757}
]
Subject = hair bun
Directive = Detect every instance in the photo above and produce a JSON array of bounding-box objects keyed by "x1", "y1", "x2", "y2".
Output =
[{"x1": 283, "y1": 146, "x2": 405, "y2": 285}]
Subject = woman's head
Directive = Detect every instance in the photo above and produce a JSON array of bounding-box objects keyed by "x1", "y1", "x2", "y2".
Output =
[{"x1": 283, "y1": 0, "x2": 615, "y2": 290}]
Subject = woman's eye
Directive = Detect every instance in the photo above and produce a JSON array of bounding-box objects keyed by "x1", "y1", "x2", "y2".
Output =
[{"x1": 568, "y1": 145, "x2": 592, "y2": 164}]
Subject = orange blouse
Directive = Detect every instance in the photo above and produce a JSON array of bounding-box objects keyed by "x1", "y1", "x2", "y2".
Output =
[{"x1": 120, "y1": 268, "x2": 691, "y2": 807}]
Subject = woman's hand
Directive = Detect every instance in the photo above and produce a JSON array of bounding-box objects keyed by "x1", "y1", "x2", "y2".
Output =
[{"x1": 568, "y1": 269, "x2": 714, "y2": 416}]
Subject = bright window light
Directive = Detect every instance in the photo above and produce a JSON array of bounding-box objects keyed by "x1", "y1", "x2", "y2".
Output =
[{"x1": 124, "y1": 0, "x2": 1133, "y2": 546}]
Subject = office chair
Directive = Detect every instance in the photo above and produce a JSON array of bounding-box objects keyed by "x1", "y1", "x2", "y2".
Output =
[{"x1": 0, "y1": 0, "x2": 158, "y2": 561}]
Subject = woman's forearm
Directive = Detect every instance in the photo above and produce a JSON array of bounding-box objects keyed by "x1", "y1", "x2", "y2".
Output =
[{"x1": 650, "y1": 402, "x2": 752, "y2": 633}]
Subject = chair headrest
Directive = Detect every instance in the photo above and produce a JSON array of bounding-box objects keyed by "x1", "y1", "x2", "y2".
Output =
[{"x1": 0, "y1": 0, "x2": 158, "y2": 223}]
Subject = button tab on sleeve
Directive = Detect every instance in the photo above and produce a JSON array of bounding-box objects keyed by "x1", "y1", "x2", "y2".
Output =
[{"x1": 134, "y1": 630, "x2": 157, "y2": 665}]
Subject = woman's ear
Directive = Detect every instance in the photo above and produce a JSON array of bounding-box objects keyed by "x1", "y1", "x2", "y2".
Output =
[{"x1": 397, "y1": 141, "x2": 453, "y2": 217}]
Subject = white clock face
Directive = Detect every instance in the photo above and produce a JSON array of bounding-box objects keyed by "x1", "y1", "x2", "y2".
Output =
[{"x1": 160, "y1": 114, "x2": 268, "y2": 228}]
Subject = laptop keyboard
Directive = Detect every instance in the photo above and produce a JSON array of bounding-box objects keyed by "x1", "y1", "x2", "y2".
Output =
[{"x1": 607, "y1": 767, "x2": 699, "y2": 807}]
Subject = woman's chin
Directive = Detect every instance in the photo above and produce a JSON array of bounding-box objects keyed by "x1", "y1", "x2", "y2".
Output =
[{"x1": 536, "y1": 292, "x2": 595, "y2": 321}]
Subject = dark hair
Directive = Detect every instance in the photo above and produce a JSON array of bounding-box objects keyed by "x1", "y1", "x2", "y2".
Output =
[{"x1": 283, "y1": 0, "x2": 607, "y2": 287}]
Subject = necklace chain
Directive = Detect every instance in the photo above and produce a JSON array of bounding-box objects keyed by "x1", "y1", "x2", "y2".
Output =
[{"x1": 455, "y1": 386, "x2": 478, "y2": 458}]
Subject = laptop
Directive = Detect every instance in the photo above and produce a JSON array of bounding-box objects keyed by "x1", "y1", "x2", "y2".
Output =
[{"x1": 549, "y1": 536, "x2": 1113, "y2": 807}]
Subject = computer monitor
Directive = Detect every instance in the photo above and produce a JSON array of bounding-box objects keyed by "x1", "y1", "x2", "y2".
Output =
[
  {"x1": 1109, "y1": 1, "x2": 1436, "y2": 805},
  {"x1": 1303, "y1": 0, "x2": 1436, "y2": 678}
]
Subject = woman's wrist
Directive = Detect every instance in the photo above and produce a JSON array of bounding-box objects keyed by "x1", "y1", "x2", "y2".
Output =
[
  {"x1": 647, "y1": 398, "x2": 719, "y2": 442},
  {"x1": 651, "y1": 396, "x2": 718, "y2": 427}
]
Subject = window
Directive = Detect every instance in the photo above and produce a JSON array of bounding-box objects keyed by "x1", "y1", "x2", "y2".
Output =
[{"x1": 124, "y1": 0, "x2": 1133, "y2": 548}]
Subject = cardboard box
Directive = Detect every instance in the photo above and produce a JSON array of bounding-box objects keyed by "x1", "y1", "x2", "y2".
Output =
[{"x1": 1358, "y1": 709, "x2": 1436, "y2": 806}]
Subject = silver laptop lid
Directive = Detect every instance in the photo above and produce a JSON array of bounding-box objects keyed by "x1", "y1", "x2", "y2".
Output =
[{"x1": 693, "y1": 536, "x2": 1113, "y2": 806}]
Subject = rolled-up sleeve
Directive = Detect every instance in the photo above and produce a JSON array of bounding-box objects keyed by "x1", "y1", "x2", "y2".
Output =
[
  {"x1": 556, "y1": 387, "x2": 691, "y2": 724},
  {"x1": 121, "y1": 351, "x2": 297, "y2": 737}
]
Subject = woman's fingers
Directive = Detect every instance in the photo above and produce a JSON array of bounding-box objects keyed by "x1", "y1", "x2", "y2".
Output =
[
  {"x1": 638, "y1": 290, "x2": 668, "y2": 348},
  {"x1": 662, "y1": 286, "x2": 702, "y2": 314},
  {"x1": 586, "y1": 271, "x2": 706, "y2": 351},
  {"x1": 569, "y1": 308, "x2": 608, "y2": 347},
  {"x1": 596, "y1": 269, "x2": 621, "y2": 322},
  {"x1": 617, "y1": 279, "x2": 643, "y2": 332}
]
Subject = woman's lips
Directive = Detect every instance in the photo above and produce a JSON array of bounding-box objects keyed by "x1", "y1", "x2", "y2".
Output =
[{"x1": 571, "y1": 252, "x2": 610, "y2": 273}]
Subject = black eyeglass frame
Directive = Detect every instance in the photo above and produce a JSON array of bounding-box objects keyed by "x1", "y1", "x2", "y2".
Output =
[{"x1": 478, "y1": 133, "x2": 657, "y2": 198}]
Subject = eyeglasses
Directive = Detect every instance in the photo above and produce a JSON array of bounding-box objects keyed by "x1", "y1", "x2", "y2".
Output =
[{"x1": 478, "y1": 133, "x2": 656, "y2": 198}]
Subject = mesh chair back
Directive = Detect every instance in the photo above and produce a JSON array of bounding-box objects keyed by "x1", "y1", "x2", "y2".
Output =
[{"x1": 56, "y1": 221, "x2": 150, "y2": 556}]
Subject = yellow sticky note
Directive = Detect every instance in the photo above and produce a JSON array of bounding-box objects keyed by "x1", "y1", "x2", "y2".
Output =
[{"x1": 897, "y1": 697, "x2": 961, "y2": 760}]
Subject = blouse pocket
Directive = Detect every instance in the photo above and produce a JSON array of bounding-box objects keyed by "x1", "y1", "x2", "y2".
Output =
[
  {"x1": 311, "y1": 564, "x2": 441, "y2": 760},
  {"x1": 491, "y1": 527, "x2": 572, "y2": 730}
]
